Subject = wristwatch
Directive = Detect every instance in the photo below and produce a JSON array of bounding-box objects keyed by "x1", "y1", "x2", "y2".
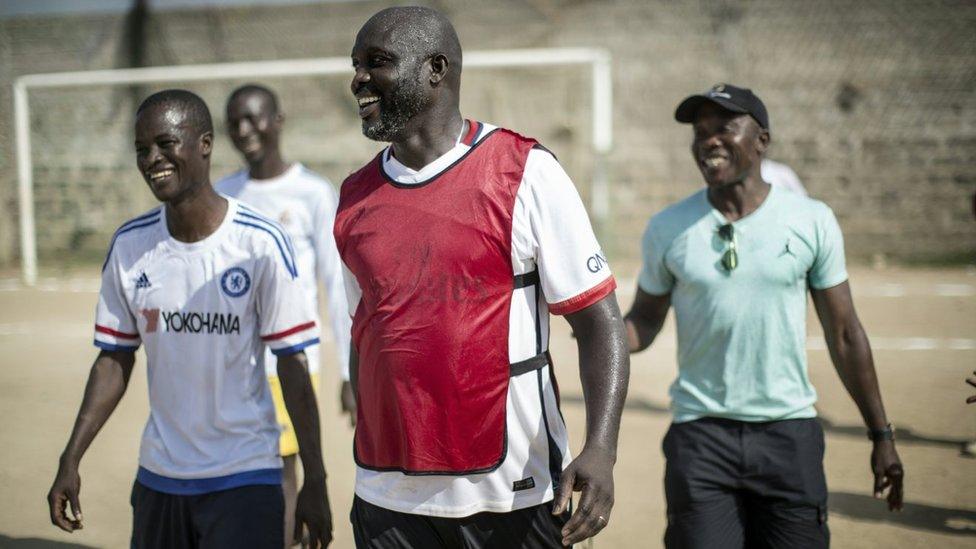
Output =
[{"x1": 868, "y1": 423, "x2": 895, "y2": 442}]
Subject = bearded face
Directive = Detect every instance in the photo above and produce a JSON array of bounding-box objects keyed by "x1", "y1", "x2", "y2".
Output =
[{"x1": 357, "y1": 56, "x2": 432, "y2": 143}]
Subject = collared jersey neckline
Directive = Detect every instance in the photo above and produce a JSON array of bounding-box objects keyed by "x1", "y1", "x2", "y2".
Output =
[{"x1": 381, "y1": 120, "x2": 493, "y2": 186}]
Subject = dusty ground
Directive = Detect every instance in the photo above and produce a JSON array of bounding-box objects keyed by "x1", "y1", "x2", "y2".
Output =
[{"x1": 0, "y1": 266, "x2": 974, "y2": 548}]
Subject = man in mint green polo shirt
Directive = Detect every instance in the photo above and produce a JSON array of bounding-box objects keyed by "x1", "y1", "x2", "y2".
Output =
[{"x1": 625, "y1": 84, "x2": 904, "y2": 548}]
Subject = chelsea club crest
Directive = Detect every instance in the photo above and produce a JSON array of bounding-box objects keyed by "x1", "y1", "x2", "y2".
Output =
[{"x1": 221, "y1": 267, "x2": 251, "y2": 297}]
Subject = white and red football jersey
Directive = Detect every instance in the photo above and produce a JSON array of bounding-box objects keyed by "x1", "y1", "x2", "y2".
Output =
[{"x1": 338, "y1": 121, "x2": 615, "y2": 517}]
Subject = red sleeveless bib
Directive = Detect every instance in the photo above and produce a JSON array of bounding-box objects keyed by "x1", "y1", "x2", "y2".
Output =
[{"x1": 334, "y1": 124, "x2": 544, "y2": 474}]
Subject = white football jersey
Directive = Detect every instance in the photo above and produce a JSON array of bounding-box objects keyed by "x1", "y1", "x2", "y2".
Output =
[
  {"x1": 215, "y1": 163, "x2": 351, "y2": 380},
  {"x1": 94, "y1": 198, "x2": 319, "y2": 493},
  {"x1": 342, "y1": 123, "x2": 616, "y2": 517},
  {"x1": 761, "y1": 158, "x2": 809, "y2": 196}
]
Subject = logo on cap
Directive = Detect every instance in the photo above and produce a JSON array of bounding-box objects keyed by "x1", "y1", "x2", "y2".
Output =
[{"x1": 708, "y1": 83, "x2": 731, "y2": 99}]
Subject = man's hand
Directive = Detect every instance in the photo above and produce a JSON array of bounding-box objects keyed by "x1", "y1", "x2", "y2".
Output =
[
  {"x1": 294, "y1": 476, "x2": 332, "y2": 548},
  {"x1": 46, "y1": 351, "x2": 135, "y2": 534},
  {"x1": 871, "y1": 440, "x2": 904, "y2": 511},
  {"x1": 552, "y1": 445, "x2": 615, "y2": 546},
  {"x1": 340, "y1": 381, "x2": 356, "y2": 426},
  {"x1": 966, "y1": 371, "x2": 976, "y2": 404},
  {"x1": 48, "y1": 461, "x2": 83, "y2": 532}
]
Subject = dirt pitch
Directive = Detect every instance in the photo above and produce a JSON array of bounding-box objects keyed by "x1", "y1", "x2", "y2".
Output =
[{"x1": 0, "y1": 266, "x2": 974, "y2": 548}]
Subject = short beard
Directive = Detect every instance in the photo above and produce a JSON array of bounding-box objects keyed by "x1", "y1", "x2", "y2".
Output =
[{"x1": 362, "y1": 68, "x2": 430, "y2": 142}]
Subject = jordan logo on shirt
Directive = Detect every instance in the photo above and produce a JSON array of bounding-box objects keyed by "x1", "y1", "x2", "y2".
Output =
[
  {"x1": 135, "y1": 272, "x2": 152, "y2": 289},
  {"x1": 781, "y1": 239, "x2": 795, "y2": 258}
]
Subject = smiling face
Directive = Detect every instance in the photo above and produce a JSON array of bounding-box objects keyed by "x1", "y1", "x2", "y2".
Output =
[
  {"x1": 134, "y1": 104, "x2": 212, "y2": 203},
  {"x1": 350, "y1": 19, "x2": 433, "y2": 142},
  {"x1": 691, "y1": 102, "x2": 768, "y2": 188},
  {"x1": 226, "y1": 90, "x2": 281, "y2": 165}
]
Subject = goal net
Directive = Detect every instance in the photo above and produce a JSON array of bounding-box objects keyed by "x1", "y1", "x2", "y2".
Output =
[{"x1": 13, "y1": 49, "x2": 612, "y2": 284}]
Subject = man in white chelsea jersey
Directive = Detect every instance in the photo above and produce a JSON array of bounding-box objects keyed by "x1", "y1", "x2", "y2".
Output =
[
  {"x1": 215, "y1": 84, "x2": 352, "y2": 546},
  {"x1": 46, "y1": 90, "x2": 333, "y2": 549}
]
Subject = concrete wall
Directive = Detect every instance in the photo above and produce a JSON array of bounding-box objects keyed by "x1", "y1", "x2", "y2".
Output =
[{"x1": 2, "y1": 0, "x2": 974, "y2": 269}]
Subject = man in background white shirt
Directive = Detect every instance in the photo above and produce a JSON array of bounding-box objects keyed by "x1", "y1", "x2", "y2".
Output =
[
  {"x1": 761, "y1": 157, "x2": 809, "y2": 196},
  {"x1": 215, "y1": 84, "x2": 351, "y2": 547}
]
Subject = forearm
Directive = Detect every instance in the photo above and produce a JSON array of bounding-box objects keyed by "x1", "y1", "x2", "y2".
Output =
[
  {"x1": 624, "y1": 312, "x2": 665, "y2": 353},
  {"x1": 61, "y1": 351, "x2": 134, "y2": 467},
  {"x1": 826, "y1": 323, "x2": 889, "y2": 431},
  {"x1": 277, "y1": 352, "x2": 326, "y2": 480},
  {"x1": 624, "y1": 289, "x2": 670, "y2": 353},
  {"x1": 568, "y1": 296, "x2": 630, "y2": 456}
]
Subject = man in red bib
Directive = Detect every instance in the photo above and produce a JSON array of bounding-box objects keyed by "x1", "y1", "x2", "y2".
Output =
[{"x1": 336, "y1": 6, "x2": 629, "y2": 548}]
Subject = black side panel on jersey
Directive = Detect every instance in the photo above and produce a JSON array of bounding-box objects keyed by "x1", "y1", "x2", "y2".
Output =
[{"x1": 533, "y1": 283, "x2": 564, "y2": 486}]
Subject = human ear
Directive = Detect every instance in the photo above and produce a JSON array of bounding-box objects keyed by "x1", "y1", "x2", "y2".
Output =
[
  {"x1": 200, "y1": 131, "x2": 214, "y2": 158},
  {"x1": 756, "y1": 128, "x2": 770, "y2": 156},
  {"x1": 429, "y1": 53, "x2": 449, "y2": 85}
]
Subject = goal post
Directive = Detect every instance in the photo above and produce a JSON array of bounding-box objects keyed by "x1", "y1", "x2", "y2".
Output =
[{"x1": 13, "y1": 48, "x2": 613, "y2": 285}]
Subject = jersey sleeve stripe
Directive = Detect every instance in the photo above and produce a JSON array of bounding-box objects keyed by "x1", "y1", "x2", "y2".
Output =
[
  {"x1": 270, "y1": 337, "x2": 320, "y2": 356},
  {"x1": 261, "y1": 321, "x2": 316, "y2": 341},
  {"x1": 234, "y1": 209, "x2": 299, "y2": 268},
  {"x1": 95, "y1": 324, "x2": 140, "y2": 339},
  {"x1": 94, "y1": 340, "x2": 139, "y2": 352},
  {"x1": 548, "y1": 275, "x2": 617, "y2": 316},
  {"x1": 232, "y1": 219, "x2": 298, "y2": 278},
  {"x1": 102, "y1": 214, "x2": 162, "y2": 271},
  {"x1": 117, "y1": 208, "x2": 163, "y2": 232}
]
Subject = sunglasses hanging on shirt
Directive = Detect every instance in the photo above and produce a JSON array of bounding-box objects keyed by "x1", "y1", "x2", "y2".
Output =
[{"x1": 718, "y1": 223, "x2": 738, "y2": 272}]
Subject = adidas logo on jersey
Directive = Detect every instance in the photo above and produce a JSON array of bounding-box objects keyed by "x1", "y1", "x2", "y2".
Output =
[{"x1": 135, "y1": 272, "x2": 152, "y2": 289}]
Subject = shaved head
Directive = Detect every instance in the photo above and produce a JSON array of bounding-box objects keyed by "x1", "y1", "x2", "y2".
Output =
[
  {"x1": 136, "y1": 89, "x2": 213, "y2": 137},
  {"x1": 227, "y1": 84, "x2": 280, "y2": 116},
  {"x1": 358, "y1": 6, "x2": 462, "y2": 87}
]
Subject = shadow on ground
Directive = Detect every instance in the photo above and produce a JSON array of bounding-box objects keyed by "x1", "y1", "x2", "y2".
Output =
[
  {"x1": 830, "y1": 492, "x2": 976, "y2": 536},
  {"x1": 0, "y1": 535, "x2": 98, "y2": 548},
  {"x1": 563, "y1": 394, "x2": 973, "y2": 452}
]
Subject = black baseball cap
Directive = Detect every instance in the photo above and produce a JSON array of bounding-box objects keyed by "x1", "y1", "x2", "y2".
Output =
[{"x1": 674, "y1": 83, "x2": 770, "y2": 131}]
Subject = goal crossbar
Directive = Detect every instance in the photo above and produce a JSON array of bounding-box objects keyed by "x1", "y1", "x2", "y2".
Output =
[{"x1": 13, "y1": 48, "x2": 613, "y2": 285}]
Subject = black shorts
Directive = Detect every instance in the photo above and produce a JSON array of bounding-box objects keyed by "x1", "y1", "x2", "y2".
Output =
[
  {"x1": 130, "y1": 481, "x2": 283, "y2": 549},
  {"x1": 663, "y1": 417, "x2": 829, "y2": 549},
  {"x1": 350, "y1": 495, "x2": 570, "y2": 549}
]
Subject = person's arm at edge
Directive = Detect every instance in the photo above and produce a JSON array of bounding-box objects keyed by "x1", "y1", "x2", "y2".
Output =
[
  {"x1": 312, "y1": 187, "x2": 355, "y2": 421},
  {"x1": 811, "y1": 281, "x2": 904, "y2": 511},
  {"x1": 277, "y1": 350, "x2": 332, "y2": 548},
  {"x1": 623, "y1": 286, "x2": 671, "y2": 353},
  {"x1": 553, "y1": 292, "x2": 630, "y2": 546},
  {"x1": 48, "y1": 350, "x2": 136, "y2": 532}
]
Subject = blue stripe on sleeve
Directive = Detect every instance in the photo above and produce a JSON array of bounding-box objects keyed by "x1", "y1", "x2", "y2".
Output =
[
  {"x1": 270, "y1": 337, "x2": 320, "y2": 356},
  {"x1": 102, "y1": 213, "x2": 162, "y2": 271},
  {"x1": 232, "y1": 219, "x2": 298, "y2": 278},
  {"x1": 236, "y1": 208, "x2": 298, "y2": 267},
  {"x1": 117, "y1": 208, "x2": 163, "y2": 232},
  {"x1": 94, "y1": 340, "x2": 140, "y2": 352}
]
